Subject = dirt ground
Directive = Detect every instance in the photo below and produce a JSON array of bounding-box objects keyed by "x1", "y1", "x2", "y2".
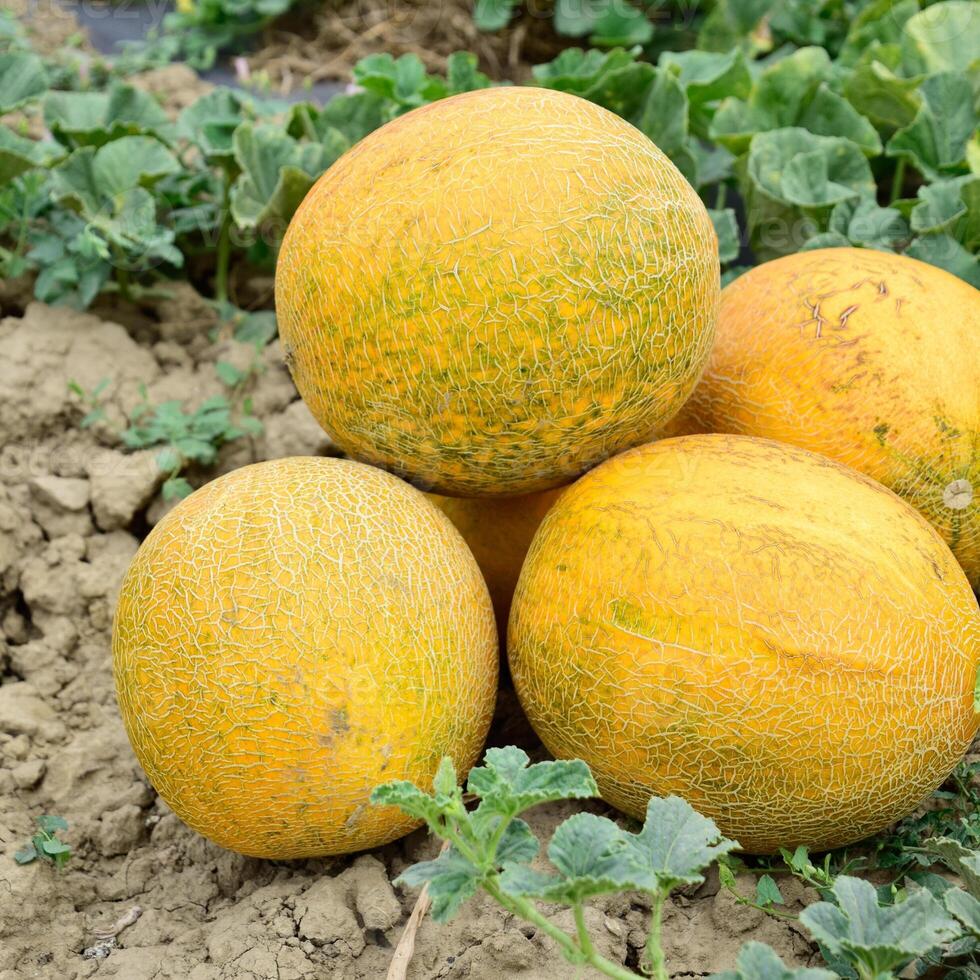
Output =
[
  {"x1": 0, "y1": 285, "x2": 831, "y2": 979},
  {"x1": 248, "y1": 0, "x2": 569, "y2": 92}
]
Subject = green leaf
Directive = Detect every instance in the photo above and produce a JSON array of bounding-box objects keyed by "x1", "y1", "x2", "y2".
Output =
[
  {"x1": 623, "y1": 795, "x2": 739, "y2": 892},
  {"x1": 0, "y1": 51, "x2": 47, "y2": 113},
  {"x1": 0, "y1": 125, "x2": 61, "y2": 183},
  {"x1": 905, "y1": 232, "x2": 980, "y2": 287},
  {"x1": 39, "y1": 838, "x2": 70, "y2": 857},
  {"x1": 901, "y1": 1, "x2": 980, "y2": 75},
  {"x1": 910, "y1": 175, "x2": 980, "y2": 241},
  {"x1": 588, "y1": 3, "x2": 653, "y2": 48},
  {"x1": 37, "y1": 815, "x2": 68, "y2": 833},
  {"x1": 230, "y1": 122, "x2": 327, "y2": 229},
  {"x1": 215, "y1": 360, "x2": 246, "y2": 387},
  {"x1": 922, "y1": 837, "x2": 980, "y2": 899},
  {"x1": 178, "y1": 87, "x2": 253, "y2": 162},
  {"x1": 838, "y1": 0, "x2": 920, "y2": 67},
  {"x1": 352, "y1": 53, "x2": 446, "y2": 112},
  {"x1": 740, "y1": 127, "x2": 876, "y2": 259},
  {"x1": 474, "y1": 0, "x2": 517, "y2": 32},
  {"x1": 660, "y1": 48, "x2": 752, "y2": 137},
  {"x1": 799, "y1": 875, "x2": 960, "y2": 976},
  {"x1": 842, "y1": 44, "x2": 923, "y2": 135},
  {"x1": 499, "y1": 812, "x2": 639, "y2": 903},
  {"x1": 52, "y1": 137, "x2": 179, "y2": 216},
  {"x1": 711, "y1": 940, "x2": 838, "y2": 979},
  {"x1": 887, "y1": 72, "x2": 977, "y2": 180},
  {"x1": 13, "y1": 843, "x2": 38, "y2": 864},
  {"x1": 709, "y1": 207, "x2": 741, "y2": 262},
  {"x1": 946, "y1": 887, "x2": 980, "y2": 939},
  {"x1": 800, "y1": 196, "x2": 910, "y2": 251},
  {"x1": 44, "y1": 83, "x2": 173, "y2": 148},
  {"x1": 396, "y1": 847, "x2": 482, "y2": 922},
  {"x1": 162, "y1": 477, "x2": 193, "y2": 501},
  {"x1": 466, "y1": 747, "x2": 597, "y2": 817},
  {"x1": 446, "y1": 52, "x2": 492, "y2": 94},
  {"x1": 756, "y1": 875, "x2": 783, "y2": 907}
]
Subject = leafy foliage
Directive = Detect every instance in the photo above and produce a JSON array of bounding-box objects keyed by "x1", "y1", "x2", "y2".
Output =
[
  {"x1": 800, "y1": 875, "x2": 960, "y2": 978},
  {"x1": 121, "y1": 376, "x2": 262, "y2": 500},
  {"x1": 14, "y1": 815, "x2": 72, "y2": 869}
]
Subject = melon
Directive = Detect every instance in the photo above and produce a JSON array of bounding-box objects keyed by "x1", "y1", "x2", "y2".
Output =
[
  {"x1": 428, "y1": 487, "x2": 564, "y2": 635},
  {"x1": 509, "y1": 434, "x2": 980, "y2": 854},
  {"x1": 112, "y1": 457, "x2": 498, "y2": 859},
  {"x1": 667, "y1": 248, "x2": 980, "y2": 589},
  {"x1": 275, "y1": 86, "x2": 719, "y2": 496}
]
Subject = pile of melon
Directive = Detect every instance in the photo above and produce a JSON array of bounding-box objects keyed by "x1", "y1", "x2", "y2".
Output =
[{"x1": 113, "y1": 87, "x2": 980, "y2": 861}]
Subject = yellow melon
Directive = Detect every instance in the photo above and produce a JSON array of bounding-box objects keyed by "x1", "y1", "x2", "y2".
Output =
[
  {"x1": 667, "y1": 248, "x2": 980, "y2": 589},
  {"x1": 112, "y1": 457, "x2": 498, "y2": 858},
  {"x1": 275, "y1": 86, "x2": 719, "y2": 496},
  {"x1": 509, "y1": 435, "x2": 980, "y2": 854},
  {"x1": 428, "y1": 487, "x2": 564, "y2": 635}
]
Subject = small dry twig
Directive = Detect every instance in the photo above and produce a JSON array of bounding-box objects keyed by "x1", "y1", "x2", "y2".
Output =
[{"x1": 386, "y1": 840, "x2": 450, "y2": 980}]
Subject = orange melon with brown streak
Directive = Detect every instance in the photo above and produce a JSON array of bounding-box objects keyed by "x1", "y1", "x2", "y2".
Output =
[
  {"x1": 667, "y1": 248, "x2": 980, "y2": 589},
  {"x1": 112, "y1": 457, "x2": 498, "y2": 859},
  {"x1": 275, "y1": 86, "x2": 718, "y2": 496},
  {"x1": 509, "y1": 435, "x2": 980, "y2": 854},
  {"x1": 428, "y1": 487, "x2": 564, "y2": 636}
]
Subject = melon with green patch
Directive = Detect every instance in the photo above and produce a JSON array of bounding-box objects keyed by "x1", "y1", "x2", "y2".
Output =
[{"x1": 276, "y1": 86, "x2": 719, "y2": 496}]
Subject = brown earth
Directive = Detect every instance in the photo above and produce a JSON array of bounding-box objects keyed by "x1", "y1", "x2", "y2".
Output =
[
  {"x1": 247, "y1": 0, "x2": 570, "y2": 93},
  {"x1": 0, "y1": 290, "x2": 826, "y2": 980}
]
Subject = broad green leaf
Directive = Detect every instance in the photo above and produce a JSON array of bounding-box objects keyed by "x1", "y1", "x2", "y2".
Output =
[
  {"x1": 708, "y1": 207, "x2": 741, "y2": 262},
  {"x1": 553, "y1": 0, "x2": 599, "y2": 38},
  {"x1": 622, "y1": 795, "x2": 739, "y2": 892},
  {"x1": 709, "y1": 46, "x2": 880, "y2": 155},
  {"x1": 946, "y1": 887, "x2": 980, "y2": 939},
  {"x1": 162, "y1": 477, "x2": 193, "y2": 500},
  {"x1": 474, "y1": 0, "x2": 517, "y2": 31},
  {"x1": 499, "y1": 812, "x2": 640, "y2": 903},
  {"x1": 660, "y1": 48, "x2": 752, "y2": 136},
  {"x1": 801, "y1": 196, "x2": 910, "y2": 251},
  {"x1": 445, "y1": 52, "x2": 492, "y2": 94},
  {"x1": 910, "y1": 175, "x2": 980, "y2": 240},
  {"x1": 532, "y1": 47, "x2": 647, "y2": 95},
  {"x1": 842, "y1": 44, "x2": 923, "y2": 134},
  {"x1": 906, "y1": 231, "x2": 980, "y2": 286},
  {"x1": 178, "y1": 87, "x2": 254, "y2": 161},
  {"x1": 466, "y1": 747, "x2": 597, "y2": 817},
  {"x1": 711, "y1": 940, "x2": 838, "y2": 979},
  {"x1": 588, "y1": 3, "x2": 653, "y2": 47},
  {"x1": 229, "y1": 122, "x2": 326, "y2": 228},
  {"x1": 887, "y1": 71, "x2": 977, "y2": 179},
  {"x1": 53, "y1": 138, "x2": 179, "y2": 212},
  {"x1": 396, "y1": 847, "x2": 482, "y2": 922},
  {"x1": 838, "y1": 0, "x2": 920, "y2": 67},
  {"x1": 922, "y1": 837, "x2": 980, "y2": 898},
  {"x1": 901, "y1": 1, "x2": 980, "y2": 74},
  {"x1": 495, "y1": 817, "x2": 539, "y2": 864},
  {"x1": 14, "y1": 844, "x2": 38, "y2": 864},
  {"x1": 740, "y1": 128, "x2": 876, "y2": 258},
  {"x1": 799, "y1": 875, "x2": 960, "y2": 976},
  {"x1": 352, "y1": 53, "x2": 446, "y2": 113},
  {"x1": 289, "y1": 92, "x2": 387, "y2": 145},
  {"x1": 37, "y1": 815, "x2": 68, "y2": 833},
  {"x1": 44, "y1": 84, "x2": 173, "y2": 148},
  {"x1": 756, "y1": 875, "x2": 783, "y2": 907},
  {"x1": 0, "y1": 51, "x2": 47, "y2": 113},
  {"x1": 0, "y1": 125, "x2": 61, "y2": 183},
  {"x1": 39, "y1": 838, "x2": 70, "y2": 856}
]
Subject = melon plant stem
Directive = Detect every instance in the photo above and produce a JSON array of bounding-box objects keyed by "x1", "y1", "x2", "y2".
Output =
[
  {"x1": 644, "y1": 892, "x2": 668, "y2": 980},
  {"x1": 482, "y1": 878, "x2": 641, "y2": 980},
  {"x1": 890, "y1": 158, "x2": 906, "y2": 204},
  {"x1": 214, "y1": 171, "x2": 232, "y2": 306},
  {"x1": 437, "y1": 822, "x2": 640, "y2": 980}
]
